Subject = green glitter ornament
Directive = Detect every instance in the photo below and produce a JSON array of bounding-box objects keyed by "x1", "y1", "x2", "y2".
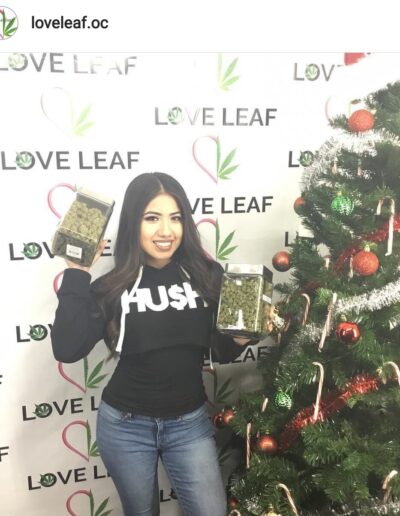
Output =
[
  {"x1": 331, "y1": 192, "x2": 354, "y2": 216},
  {"x1": 274, "y1": 391, "x2": 293, "y2": 410}
]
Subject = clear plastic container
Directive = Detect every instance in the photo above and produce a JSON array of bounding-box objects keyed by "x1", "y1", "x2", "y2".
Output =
[
  {"x1": 216, "y1": 264, "x2": 273, "y2": 338},
  {"x1": 51, "y1": 187, "x2": 114, "y2": 267}
]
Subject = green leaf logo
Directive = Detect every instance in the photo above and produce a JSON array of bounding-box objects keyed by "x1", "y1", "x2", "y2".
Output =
[
  {"x1": 73, "y1": 104, "x2": 94, "y2": 136},
  {"x1": 299, "y1": 151, "x2": 314, "y2": 167},
  {"x1": 216, "y1": 220, "x2": 238, "y2": 261},
  {"x1": 216, "y1": 138, "x2": 239, "y2": 180},
  {"x1": 94, "y1": 496, "x2": 112, "y2": 516},
  {"x1": 8, "y1": 52, "x2": 27, "y2": 70},
  {"x1": 0, "y1": 7, "x2": 18, "y2": 40},
  {"x1": 214, "y1": 374, "x2": 234, "y2": 404},
  {"x1": 305, "y1": 64, "x2": 319, "y2": 80},
  {"x1": 22, "y1": 242, "x2": 40, "y2": 258},
  {"x1": 29, "y1": 325, "x2": 47, "y2": 341},
  {"x1": 167, "y1": 107, "x2": 184, "y2": 125},
  {"x1": 16, "y1": 152, "x2": 33, "y2": 169},
  {"x1": 86, "y1": 421, "x2": 100, "y2": 458},
  {"x1": 34, "y1": 403, "x2": 52, "y2": 418},
  {"x1": 218, "y1": 54, "x2": 240, "y2": 91},
  {"x1": 39, "y1": 473, "x2": 56, "y2": 487},
  {"x1": 84, "y1": 357, "x2": 108, "y2": 389}
]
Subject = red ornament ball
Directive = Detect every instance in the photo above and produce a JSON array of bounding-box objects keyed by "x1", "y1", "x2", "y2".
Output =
[
  {"x1": 272, "y1": 251, "x2": 291, "y2": 272},
  {"x1": 222, "y1": 408, "x2": 236, "y2": 425},
  {"x1": 253, "y1": 434, "x2": 278, "y2": 454},
  {"x1": 228, "y1": 497, "x2": 239, "y2": 509},
  {"x1": 353, "y1": 249, "x2": 379, "y2": 276},
  {"x1": 336, "y1": 321, "x2": 361, "y2": 344},
  {"x1": 348, "y1": 109, "x2": 374, "y2": 132},
  {"x1": 293, "y1": 196, "x2": 306, "y2": 215},
  {"x1": 212, "y1": 412, "x2": 225, "y2": 428}
]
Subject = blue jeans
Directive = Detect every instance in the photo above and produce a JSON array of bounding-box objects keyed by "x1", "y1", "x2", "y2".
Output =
[{"x1": 96, "y1": 400, "x2": 227, "y2": 516}]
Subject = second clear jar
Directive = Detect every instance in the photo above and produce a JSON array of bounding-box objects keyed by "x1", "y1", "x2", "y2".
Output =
[{"x1": 216, "y1": 264, "x2": 273, "y2": 339}]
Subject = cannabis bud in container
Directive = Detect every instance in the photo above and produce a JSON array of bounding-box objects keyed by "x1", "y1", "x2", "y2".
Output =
[
  {"x1": 51, "y1": 187, "x2": 115, "y2": 267},
  {"x1": 216, "y1": 264, "x2": 274, "y2": 339}
]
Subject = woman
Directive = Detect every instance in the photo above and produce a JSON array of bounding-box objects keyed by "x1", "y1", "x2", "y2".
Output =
[{"x1": 51, "y1": 172, "x2": 251, "y2": 516}]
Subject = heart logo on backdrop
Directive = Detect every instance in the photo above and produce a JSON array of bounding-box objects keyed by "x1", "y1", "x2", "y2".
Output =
[
  {"x1": 196, "y1": 218, "x2": 238, "y2": 262},
  {"x1": 192, "y1": 135, "x2": 218, "y2": 184},
  {"x1": 62, "y1": 420, "x2": 90, "y2": 462},
  {"x1": 325, "y1": 95, "x2": 362, "y2": 123},
  {"x1": 195, "y1": 218, "x2": 216, "y2": 260},
  {"x1": 41, "y1": 87, "x2": 74, "y2": 135},
  {"x1": 48, "y1": 182, "x2": 76, "y2": 219},
  {"x1": 66, "y1": 489, "x2": 91, "y2": 516},
  {"x1": 58, "y1": 361, "x2": 86, "y2": 394},
  {"x1": 66, "y1": 489, "x2": 112, "y2": 516},
  {"x1": 58, "y1": 357, "x2": 108, "y2": 393},
  {"x1": 53, "y1": 270, "x2": 64, "y2": 294}
]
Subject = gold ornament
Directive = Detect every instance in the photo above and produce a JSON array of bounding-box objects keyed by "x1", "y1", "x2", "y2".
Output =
[{"x1": 265, "y1": 505, "x2": 280, "y2": 516}]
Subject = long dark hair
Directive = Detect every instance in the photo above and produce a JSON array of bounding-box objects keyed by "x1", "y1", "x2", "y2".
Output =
[{"x1": 94, "y1": 172, "x2": 220, "y2": 352}]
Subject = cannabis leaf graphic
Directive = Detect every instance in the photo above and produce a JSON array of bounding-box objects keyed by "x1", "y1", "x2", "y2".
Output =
[
  {"x1": 168, "y1": 107, "x2": 184, "y2": 124},
  {"x1": 39, "y1": 473, "x2": 56, "y2": 487},
  {"x1": 22, "y1": 243, "x2": 40, "y2": 258},
  {"x1": 299, "y1": 151, "x2": 314, "y2": 167},
  {"x1": 217, "y1": 54, "x2": 240, "y2": 91},
  {"x1": 0, "y1": 10, "x2": 17, "y2": 39},
  {"x1": 29, "y1": 325, "x2": 46, "y2": 340},
  {"x1": 84, "y1": 357, "x2": 108, "y2": 389},
  {"x1": 73, "y1": 105, "x2": 94, "y2": 136},
  {"x1": 86, "y1": 421, "x2": 100, "y2": 458},
  {"x1": 213, "y1": 371, "x2": 235, "y2": 404},
  {"x1": 94, "y1": 496, "x2": 112, "y2": 516},
  {"x1": 305, "y1": 64, "x2": 319, "y2": 80},
  {"x1": 34, "y1": 403, "x2": 52, "y2": 418},
  {"x1": 16, "y1": 152, "x2": 33, "y2": 168},
  {"x1": 216, "y1": 221, "x2": 238, "y2": 261},
  {"x1": 216, "y1": 138, "x2": 239, "y2": 180}
]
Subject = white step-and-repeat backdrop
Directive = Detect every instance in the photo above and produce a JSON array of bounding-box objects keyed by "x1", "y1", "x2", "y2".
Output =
[{"x1": 0, "y1": 52, "x2": 397, "y2": 516}]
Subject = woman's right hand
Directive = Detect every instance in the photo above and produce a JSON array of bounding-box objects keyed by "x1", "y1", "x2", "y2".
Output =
[{"x1": 65, "y1": 239, "x2": 108, "y2": 272}]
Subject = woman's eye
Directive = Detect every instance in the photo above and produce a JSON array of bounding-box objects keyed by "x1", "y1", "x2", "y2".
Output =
[
  {"x1": 172, "y1": 215, "x2": 182, "y2": 222},
  {"x1": 144, "y1": 216, "x2": 158, "y2": 222}
]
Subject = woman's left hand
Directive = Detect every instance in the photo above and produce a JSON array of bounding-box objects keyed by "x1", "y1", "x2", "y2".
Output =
[{"x1": 232, "y1": 336, "x2": 251, "y2": 346}]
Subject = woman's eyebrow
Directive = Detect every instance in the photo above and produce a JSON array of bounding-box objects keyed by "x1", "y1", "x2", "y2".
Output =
[{"x1": 143, "y1": 211, "x2": 182, "y2": 216}]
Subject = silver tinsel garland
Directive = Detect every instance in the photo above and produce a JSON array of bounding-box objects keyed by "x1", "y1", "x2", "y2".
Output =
[
  {"x1": 302, "y1": 129, "x2": 400, "y2": 191},
  {"x1": 281, "y1": 279, "x2": 400, "y2": 352},
  {"x1": 335, "y1": 278, "x2": 400, "y2": 315},
  {"x1": 289, "y1": 323, "x2": 322, "y2": 349}
]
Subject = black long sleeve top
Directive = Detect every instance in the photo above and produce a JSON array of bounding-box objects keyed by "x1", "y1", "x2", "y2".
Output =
[{"x1": 51, "y1": 261, "x2": 247, "y2": 417}]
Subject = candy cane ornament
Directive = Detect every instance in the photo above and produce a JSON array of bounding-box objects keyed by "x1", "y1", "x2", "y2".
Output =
[
  {"x1": 383, "y1": 361, "x2": 400, "y2": 387},
  {"x1": 376, "y1": 198, "x2": 396, "y2": 256},
  {"x1": 318, "y1": 293, "x2": 337, "y2": 351},
  {"x1": 246, "y1": 422, "x2": 252, "y2": 470},
  {"x1": 277, "y1": 483, "x2": 299, "y2": 515},
  {"x1": 383, "y1": 470, "x2": 398, "y2": 504},
  {"x1": 312, "y1": 362, "x2": 325, "y2": 422}
]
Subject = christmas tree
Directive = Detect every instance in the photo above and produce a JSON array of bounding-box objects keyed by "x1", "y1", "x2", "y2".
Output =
[{"x1": 225, "y1": 82, "x2": 400, "y2": 515}]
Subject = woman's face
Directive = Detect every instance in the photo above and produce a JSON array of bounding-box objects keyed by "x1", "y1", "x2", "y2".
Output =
[{"x1": 140, "y1": 193, "x2": 183, "y2": 268}]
